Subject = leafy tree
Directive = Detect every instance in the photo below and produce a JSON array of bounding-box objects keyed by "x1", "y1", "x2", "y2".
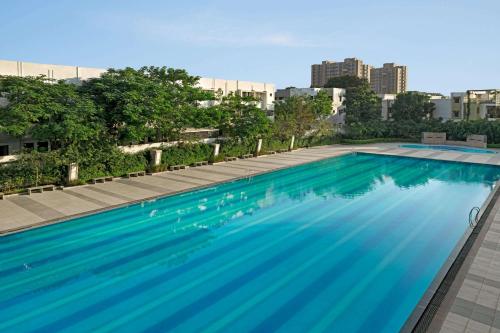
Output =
[
  {"x1": 311, "y1": 90, "x2": 333, "y2": 118},
  {"x1": 391, "y1": 92, "x2": 436, "y2": 122},
  {"x1": 344, "y1": 86, "x2": 381, "y2": 124},
  {"x1": 324, "y1": 75, "x2": 369, "y2": 89},
  {"x1": 210, "y1": 93, "x2": 271, "y2": 140},
  {"x1": 274, "y1": 92, "x2": 333, "y2": 139},
  {"x1": 0, "y1": 76, "x2": 52, "y2": 139},
  {"x1": 80, "y1": 66, "x2": 212, "y2": 144},
  {"x1": 0, "y1": 76, "x2": 104, "y2": 149}
]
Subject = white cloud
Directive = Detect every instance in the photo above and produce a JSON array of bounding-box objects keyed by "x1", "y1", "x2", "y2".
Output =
[{"x1": 129, "y1": 11, "x2": 322, "y2": 48}]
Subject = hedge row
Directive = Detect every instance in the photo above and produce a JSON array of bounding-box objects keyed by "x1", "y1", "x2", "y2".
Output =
[{"x1": 344, "y1": 119, "x2": 500, "y2": 144}]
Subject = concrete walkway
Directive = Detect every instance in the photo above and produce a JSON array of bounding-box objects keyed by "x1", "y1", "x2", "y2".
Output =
[{"x1": 2, "y1": 142, "x2": 500, "y2": 332}]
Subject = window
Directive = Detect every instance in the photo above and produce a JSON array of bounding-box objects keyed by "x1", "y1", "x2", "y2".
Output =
[
  {"x1": 23, "y1": 142, "x2": 35, "y2": 151},
  {"x1": 38, "y1": 141, "x2": 49, "y2": 152},
  {"x1": 453, "y1": 97, "x2": 460, "y2": 103},
  {"x1": 0, "y1": 145, "x2": 9, "y2": 156}
]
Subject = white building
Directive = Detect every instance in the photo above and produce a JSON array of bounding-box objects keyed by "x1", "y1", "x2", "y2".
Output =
[
  {"x1": 430, "y1": 96, "x2": 452, "y2": 120},
  {"x1": 379, "y1": 94, "x2": 397, "y2": 120},
  {"x1": 197, "y1": 77, "x2": 275, "y2": 112}
]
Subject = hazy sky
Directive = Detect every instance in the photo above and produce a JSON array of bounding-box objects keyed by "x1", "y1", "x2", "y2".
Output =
[{"x1": 1, "y1": 0, "x2": 498, "y2": 94}]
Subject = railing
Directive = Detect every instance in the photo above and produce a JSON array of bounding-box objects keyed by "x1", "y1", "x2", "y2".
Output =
[{"x1": 469, "y1": 206, "x2": 480, "y2": 228}]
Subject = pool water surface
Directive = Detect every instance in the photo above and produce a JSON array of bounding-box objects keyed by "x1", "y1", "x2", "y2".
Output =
[{"x1": 0, "y1": 153, "x2": 499, "y2": 333}]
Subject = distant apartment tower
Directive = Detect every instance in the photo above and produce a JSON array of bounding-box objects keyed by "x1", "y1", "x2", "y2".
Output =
[
  {"x1": 311, "y1": 58, "x2": 371, "y2": 88},
  {"x1": 370, "y1": 63, "x2": 407, "y2": 94}
]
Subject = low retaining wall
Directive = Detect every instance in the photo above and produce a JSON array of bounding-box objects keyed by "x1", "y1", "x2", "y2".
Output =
[{"x1": 422, "y1": 132, "x2": 487, "y2": 148}]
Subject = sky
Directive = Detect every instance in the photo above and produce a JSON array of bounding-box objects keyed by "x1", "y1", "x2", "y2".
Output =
[{"x1": 0, "y1": 0, "x2": 499, "y2": 94}]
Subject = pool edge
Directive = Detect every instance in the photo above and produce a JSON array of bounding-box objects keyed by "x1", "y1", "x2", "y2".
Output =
[{"x1": 400, "y1": 178, "x2": 500, "y2": 333}]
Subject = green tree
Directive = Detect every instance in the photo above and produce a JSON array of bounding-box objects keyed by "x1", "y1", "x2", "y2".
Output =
[
  {"x1": 344, "y1": 86, "x2": 381, "y2": 124},
  {"x1": 311, "y1": 90, "x2": 333, "y2": 118},
  {"x1": 80, "y1": 66, "x2": 212, "y2": 144},
  {"x1": 211, "y1": 93, "x2": 271, "y2": 140},
  {"x1": 391, "y1": 92, "x2": 436, "y2": 122},
  {"x1": 0, "y1": 75, "x2": 104, "y2": 149},
  {"x1": 273, "y1": 92, "x2": 332, "y2": 139}
]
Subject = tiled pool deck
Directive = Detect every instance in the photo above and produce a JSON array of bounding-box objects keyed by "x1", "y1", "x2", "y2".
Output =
[{"x1": 2, "y1": 143, "x2": 500, "y2": 332}]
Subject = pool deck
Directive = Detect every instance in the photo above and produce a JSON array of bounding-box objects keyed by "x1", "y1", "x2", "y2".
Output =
[{"x1": 2, "y1": 142, "x2": 500, "y2": 332}]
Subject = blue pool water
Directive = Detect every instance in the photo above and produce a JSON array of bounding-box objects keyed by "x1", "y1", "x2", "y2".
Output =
[
  {"x1": 400, "y1": 144, "x2": 498, "y2": 154},
  {"x1": 1, "y1": 153, "x2": 500, "y2": 333}
]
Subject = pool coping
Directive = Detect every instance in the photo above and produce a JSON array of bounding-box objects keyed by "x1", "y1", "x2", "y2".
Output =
[{"x1": 0, "y1": 148, "x2": 353, "y2": 236}]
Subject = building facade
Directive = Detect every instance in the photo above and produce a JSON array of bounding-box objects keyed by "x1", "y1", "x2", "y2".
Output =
[
  {"x1": 451, "y1": 90, "x2": 500, "y2": 121},
  {"x1": 0, "y1": 59, "x2": 275, "y2": 156},
  {"x1": 197, "y1": 77, "x2": 275, "y2": 112},
  {"x1": 311, "y1": 58, "x2": 371, "y2": 88},
  {"x1": 311, "y1": 58, "x2": 407, "y2": 95},
  {"x1": 370, "y1": 63, "x2": 407, "y2": 94}
]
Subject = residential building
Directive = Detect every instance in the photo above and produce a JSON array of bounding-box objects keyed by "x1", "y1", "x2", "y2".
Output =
[
  {"x1": 451, "y1": 90, "x2": 500, "y2": 120},
  {"x1": 370, "y1": 63, "x2": 407, "y2": 94},
  {"x1": 311, "y1": 58, "x2": 371, "y2": 88},
  {"x1": 430, "y1": 96, "x2": 452, "y2": 120},
  {"x1": 0, "y1": 59, "x2": 276, "y2": 156},
  {"x1": 275, "y1": 87, "x2": 346, "y2": 122}
]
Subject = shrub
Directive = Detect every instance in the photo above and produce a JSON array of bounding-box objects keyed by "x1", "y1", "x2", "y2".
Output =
[
  {"x1": 159, "y1": 142, "x2": 213, "y2": 167},
  {"x1": 217, "y1": 139, "x2": 256, "y2": 161}
]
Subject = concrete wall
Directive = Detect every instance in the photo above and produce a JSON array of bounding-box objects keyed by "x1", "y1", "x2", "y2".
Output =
[
  {"x1": 432, "y1": 98, "x2": 452, "y2": 120},
  {"x1": 197, "y1": 77, "x2": 275, "y2": 110}
]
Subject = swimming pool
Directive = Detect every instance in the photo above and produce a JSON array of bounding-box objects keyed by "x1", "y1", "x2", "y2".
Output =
[
  {"x1": 1, "y1": 153, "x2": 499, "y2": 333},
  {"x1": 400, "y1": 144, "x2": 498, "y2": 154}
]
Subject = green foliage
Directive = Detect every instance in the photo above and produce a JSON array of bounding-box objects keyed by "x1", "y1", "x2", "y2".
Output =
[
  {"x1": 0, "y1": 151, "x2": 64, "y2": 192},
  {"x1": 344, "y1": 119, "x2": 500, "y2": 144},
  {"x1": 344, "y1": 86, "x2": 381, "y2": 124},
  {"x1": 391, "y1": 92, "x2": 436, "y2": 122},
  {"x1": 323, "y1": 75, "x2": 368, "y2": 89},
  {"x1": 218, "y1": 139, "x2": 256, "y2": 160},
  {"x1": 159, "y1": 143, "x2": 213, "y2": 167},
  {"x1": 204, "y1": 93, "x2": 271, "y2": 140},
  {"x1": 273, "y1": 92, "x2": 332, "y2": 139},
  {"x1": 261, "y1": 138, "x2": 289, "y2": 153},
  {"x1": 296, "y1": 135, "x2": 340, "y2": 148},
  {"x1": 0, "y1": 76, "x2": 103, "y2": 147},
  {"x1": 80, "y1": 67, "x2": 212, "y2": 144}
]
